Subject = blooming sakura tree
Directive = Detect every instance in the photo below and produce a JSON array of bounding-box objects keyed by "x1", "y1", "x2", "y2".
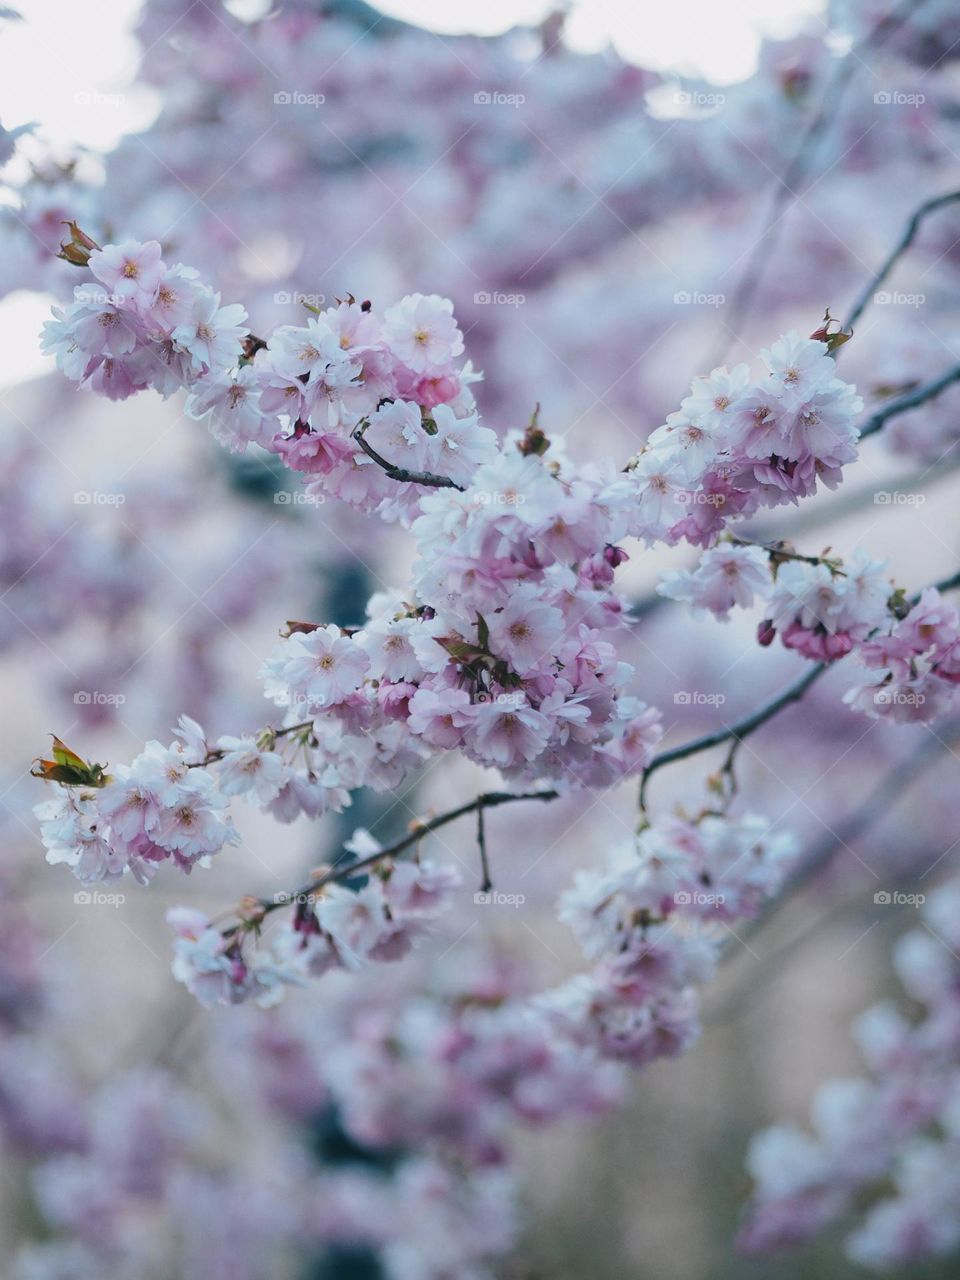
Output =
[{"x1": 6, "y1": 0, "x2": 960, "y2": 1275}]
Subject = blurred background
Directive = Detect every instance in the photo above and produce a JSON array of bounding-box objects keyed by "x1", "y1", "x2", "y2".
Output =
[{"x1": 1, "y1": 0, "x2": 959, "y2": 1276}]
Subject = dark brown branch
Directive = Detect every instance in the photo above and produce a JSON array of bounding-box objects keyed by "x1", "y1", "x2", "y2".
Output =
[
  {"x1": 230, "y1": 787, "x2": 558, "y2": 933},
  {"x1": 477, "y1": 800, "x2": 492, "y2": 893},
  {"x1": 640, "y1": 568, "x2": 960, "y2": 810},
  {"x1": 639, "y1": 662, "x2": 826, "y2": 811},
  {"x1": 352, "y1": 421, "x2": 465, "y2": 491}
]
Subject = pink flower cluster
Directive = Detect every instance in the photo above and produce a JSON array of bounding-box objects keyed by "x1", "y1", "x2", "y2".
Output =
[
  {"x1": 740, "y1": 878, "x2": 960, "y2": 1271},
  {"x1": 845, "y1": 587, "x2": 960, "y2": 722},
  {"x1": 762, "y1": 550, "x2": 892, "y2": 661},
  {"x1": 635, "y1": 331, "x2": 863, "y2": 548},
  {"x1": 548, "y1": 813, "x2": 798, "y2": 1068},
  {"x1": 37, "y1": 238, "x2": 879, "y2": 1023},
  {"x1": 167, "y1": 851, "x2": 461, "y2": 1008},
  {"x1": 34, "y1": 718, "x2": 240, "y2": 886},
  {"x1": 41, "y1": 239, "x2": 248, "y2": 401},
  {"x1": 659, "y1": 542, "x2": 772, "y2": 619}
]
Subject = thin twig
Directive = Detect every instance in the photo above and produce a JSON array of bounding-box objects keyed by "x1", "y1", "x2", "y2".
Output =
[
  {"x1": 710, "y1": 0, "x2": 922, "y2": 366},
  {"x1": 858, "y1": 362, "x2": 960, "y2": 440},
  {"x1": 352, "y1": 421, "x2": 465, "y2": 491},
  {"x1": 710, "y1": 724, "x2": 960, "y2": 1022},
  {"x1": 230, "y1": 788, "x2": 558, "y2": 933},
  {"x1": 843, "y1": 189, "x2": 960, "y2": 333},
  {"x1": 477, "y1": 800, "x2": 492, "y2": 893},
  {"x1": 639, "y1": 567, "x2": 960, "y2": 810},
  {"x1": 639, "y1": 662, "x2": 827, "y2": 811}
]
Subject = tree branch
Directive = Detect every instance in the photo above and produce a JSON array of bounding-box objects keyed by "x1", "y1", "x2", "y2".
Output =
[
  {"x1": 231, "y1": 787, "x2": 558, "y2": 932},
  {"x1": 710, "y1": 724, "x2": 960, "y2": 1023},
  {"x1": 639, "y1": 568, "x2": 960, "y2": 811},
  {"x1": 858, "y1": 362, "x2": 960, "y2": 440},
  {"x1": 639, "y1": 662, "x2": 826, "y2": 811},
  {"x1": 352, "y1": 421, "x2": 465, "y2": 491},
  {"x1": 843, "y1": 188, "x2": 960, "y2": 332},
  {"x1": 709, "y1": 0, "x2": 922, "y2": 366}
]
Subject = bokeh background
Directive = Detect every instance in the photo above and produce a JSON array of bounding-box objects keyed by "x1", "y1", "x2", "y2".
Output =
[{"x1": 1, "y1": 1, "x2": 960, "y2": 1276}]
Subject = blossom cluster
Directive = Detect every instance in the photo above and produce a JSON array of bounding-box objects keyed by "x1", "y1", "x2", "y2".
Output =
[
  {"x1": 35, "y1": 718, "x2": 240, "y2": 886},
  {"x1": 634, "y1": 331, "x2": 863, "y2": 547},
  {"x1": 168, "y1": 850, "x2": 460, "y2": 1008},
  {"x1": 36, "y1": 238, "x2": 879, "y2": 1022},
  {"x1": 740, "y1": 879, "x2": 960, "y2": 1271},
  {"x1": 41, "y1": 238, "x2": 248, "y2": 402},
  {"x1": 5, "y1": 944, "x2": 624, "y2": 1280},
  {"x1": 549, "y1": 813, "x2": 798, "y2": 1068},
  {"x1": 845, "y1": 587, "x2": 960, "y2": 723},
  {"x1": 660, "y1": 540, "x2": 895, "y2": 653}
]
